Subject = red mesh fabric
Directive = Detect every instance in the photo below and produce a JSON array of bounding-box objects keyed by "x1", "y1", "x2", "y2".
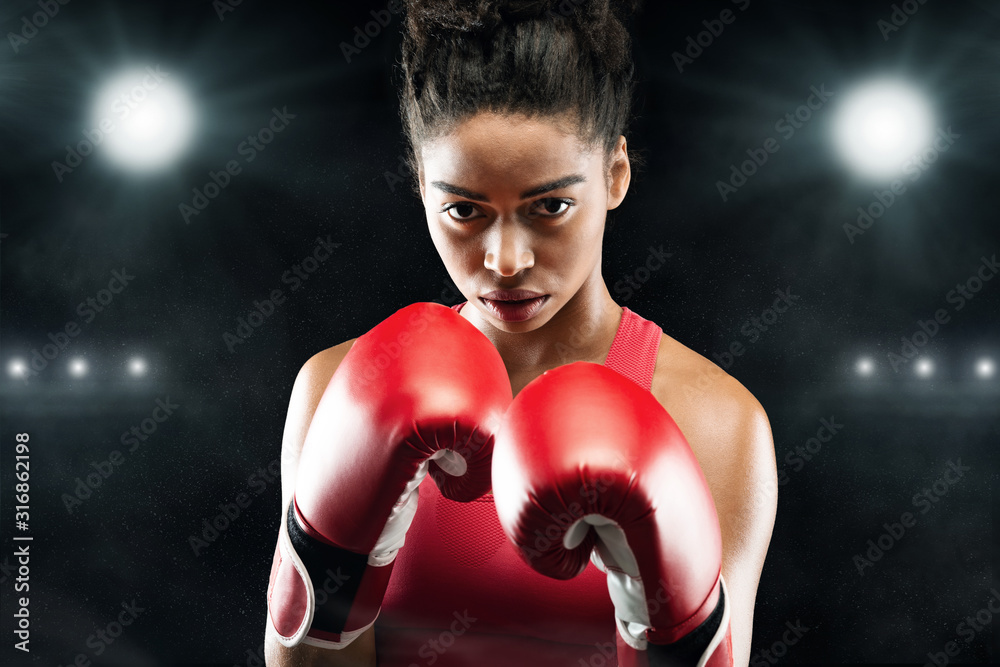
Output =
[
  {"x1": 374, "y1": 301, "x2": 663, "y2": 665},
  {"x1": 603, "y1": 306, "x2": 662, "y2": 391},
  {"x1": 433, "y1": 493, "x2": 507, "y2": 568}
]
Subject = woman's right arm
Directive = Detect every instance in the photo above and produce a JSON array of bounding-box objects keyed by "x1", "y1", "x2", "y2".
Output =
[{"x1": 264, "y1": 338, "x2": 377, "y2": 667}]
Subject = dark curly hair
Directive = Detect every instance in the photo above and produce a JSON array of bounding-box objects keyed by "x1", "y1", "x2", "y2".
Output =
[{"x1": 398, "y1": 0, "x2": 643, "y2": 193}]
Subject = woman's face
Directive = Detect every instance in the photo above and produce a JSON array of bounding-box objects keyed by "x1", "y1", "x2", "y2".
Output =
[{"x1": 418, "y1": 111, "x2": 630, "y2": 333}]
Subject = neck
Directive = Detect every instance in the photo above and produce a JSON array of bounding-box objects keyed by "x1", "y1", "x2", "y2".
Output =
[{"x1": 461, "y1": 263, "x2": 623, "y2": 372}]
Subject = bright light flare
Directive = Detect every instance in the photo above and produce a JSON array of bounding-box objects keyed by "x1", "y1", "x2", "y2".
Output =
[
  {"x1": 128, "y1": 357, "x2": 148, "y2": 377},
  {"x1": 8, "y1": 359, "x2": 27, "y2": 378},
  {"x1": 91, "y1": 66, "x2": 195, "y2": 171},
  {"x1": 69, "y1": 357, "x2": 89, "y2": 377},
  {"x1": 832, "y1": 78, "x2": 935, "y2": 180}
]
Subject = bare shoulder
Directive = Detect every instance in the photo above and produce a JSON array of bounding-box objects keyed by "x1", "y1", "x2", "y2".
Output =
[
  {"x1": 648, "y1": 331, "x2": 777, "y2": 522},
  {"x1": 279, "y1": 338, "x2": 359, "y2": 511},
  {"x1": 284, "y1": 337, "x2": 360, "y2": 443},
  {"x1": 296, "y1": 338, "x2": 359, "y2": 394},
  {"x1": 650, "y1": 331, "x2": 770, "y2": 442}
]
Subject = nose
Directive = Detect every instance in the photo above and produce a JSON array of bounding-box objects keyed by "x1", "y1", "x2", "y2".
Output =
[{"x1": 483, "y1": 218, "x2": 534, "y2": 277}]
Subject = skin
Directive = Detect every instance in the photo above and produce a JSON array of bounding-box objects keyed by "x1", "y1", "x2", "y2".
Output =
[
  {"x1": 265, "y1": 111, "x2": 778, "y2": 667},
  {"x1": 420, "y1": 110, "x2": 627, "y2": 390}
]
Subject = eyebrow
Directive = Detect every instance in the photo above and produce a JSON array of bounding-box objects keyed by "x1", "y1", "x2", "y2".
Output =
[{"x1": 430, "y1": 174, "x2": 587, "y2": 202}]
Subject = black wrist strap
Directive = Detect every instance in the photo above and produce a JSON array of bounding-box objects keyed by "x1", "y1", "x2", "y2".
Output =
[
  {"x1": 285, "y1": 501, "x2": 370, "y2": 634},
  {"x1": 645, "y1": 582, "x2": 726, "y2": 666}
]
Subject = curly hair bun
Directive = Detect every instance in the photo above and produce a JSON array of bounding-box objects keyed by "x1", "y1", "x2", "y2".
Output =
[
  {"x1": 398, "y1": 0, "x2": 642, "y2": 192},
  {"x1": 405, "y1": 0, "x2": 642, "y2": 70},
  {"x1": 406, "y1": 0, "x2": 640, "y2": 28}
]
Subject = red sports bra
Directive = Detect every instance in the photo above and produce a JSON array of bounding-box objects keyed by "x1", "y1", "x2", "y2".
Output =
[{"x1": 375, "y1": 301, "x2": 663, "y2": 665}]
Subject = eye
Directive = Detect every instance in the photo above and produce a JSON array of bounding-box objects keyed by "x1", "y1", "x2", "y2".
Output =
[
  {"x1": 530, "y1": 198, "x2": 573, "y2": 217},
  {"x1": 442, "y1": 202, "x2": 483, "y2": 222}
]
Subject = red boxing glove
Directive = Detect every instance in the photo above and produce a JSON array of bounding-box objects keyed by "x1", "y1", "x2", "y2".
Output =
[
  {"x1": 492, "y1": 362, "x2": 733, "y2": 666},
  {"x1": 267, "y1": 302, "x2": 512, "y2": 649}
]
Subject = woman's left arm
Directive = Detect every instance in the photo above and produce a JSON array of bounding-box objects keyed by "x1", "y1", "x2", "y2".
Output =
[{"x1": 711, "y1": 393, "x2": 780, "y2": 667}]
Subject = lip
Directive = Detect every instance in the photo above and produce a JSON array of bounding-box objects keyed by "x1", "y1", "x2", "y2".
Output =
[
  {"x1": 479, "y1": 294, "x2": 549, "y2": 322},
  {"x1": 482, "y1": 289, "x2": 546, "y2": 301}
]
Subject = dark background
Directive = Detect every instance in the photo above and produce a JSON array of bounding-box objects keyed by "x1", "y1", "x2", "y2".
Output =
[{"x1": 0, "y1": 0, "x2": 996, "y2": 665}]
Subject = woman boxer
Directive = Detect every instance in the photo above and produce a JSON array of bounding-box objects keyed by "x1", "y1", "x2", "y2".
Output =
[{"x1": 266, "y1": 1, "x2": 777, "y2": 665}]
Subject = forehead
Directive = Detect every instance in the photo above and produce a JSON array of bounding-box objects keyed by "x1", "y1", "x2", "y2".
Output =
[{"x1": 420, "y1": 112, "x2": 597, "y2": 187}]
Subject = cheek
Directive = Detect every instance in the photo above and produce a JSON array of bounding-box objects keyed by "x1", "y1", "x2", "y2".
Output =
[
  {"x1": 426, "y1": 212, "x2": 453, "y2": 257},
  {"x1": 427, "y1": 218, "x2": 475, "y2": 271},
  {"x1": 552, "y1": 208, "x2": 604, "y2": 263}
]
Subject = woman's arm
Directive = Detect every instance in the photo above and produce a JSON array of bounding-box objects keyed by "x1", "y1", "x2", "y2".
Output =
[
  {"x1": 668, "y1": 365, "x2": 779, "y2": 667},
  {"x1": 263, "y1": 339, "x2": 376, "y2": 667},
  {"x1": 714, "y1": 394, "x2": 778, "y2": 667}
]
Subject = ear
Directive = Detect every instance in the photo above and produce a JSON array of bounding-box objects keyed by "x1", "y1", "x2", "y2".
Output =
[{"x1": 607, "y1": 135, "x2": 631, "y2": 211}]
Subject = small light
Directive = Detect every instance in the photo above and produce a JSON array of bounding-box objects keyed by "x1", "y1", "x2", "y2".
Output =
[
  {"x1": 856, "y1": 357, "x2": 875, "y2": 377},
  {"x1": 975, "y1": 358, "x2": 995, "y2": 379},
  {"x1": 69, "y1": 358, "x2": 88, "y2": 377},
  {"x1": 8, "y1": 359, "x2": 27, "y2": 378},
  {"x1": 128, "y1": 357, "x2": 147, "y2": 377},
  {"x1": 915, "y1": 358, "x2": 934, "y2": 378}
]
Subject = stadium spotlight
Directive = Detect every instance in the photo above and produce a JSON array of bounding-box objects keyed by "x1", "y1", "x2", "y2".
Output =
[
  {"x1": 91, "y1": 66, "x2": 195, "y2": 172},
  {"x1": 832, "y1": 78, "x2": 935, "y2": 180}
]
